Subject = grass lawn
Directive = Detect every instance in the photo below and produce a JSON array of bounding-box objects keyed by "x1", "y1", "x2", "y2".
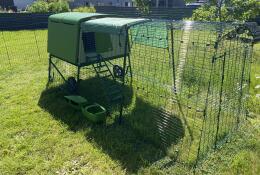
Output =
[{"x1": 0, "y1": 29, "x2": 259, "y2": 175}]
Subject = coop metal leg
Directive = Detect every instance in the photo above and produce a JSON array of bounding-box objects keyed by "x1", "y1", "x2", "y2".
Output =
[
  {"x1": 48, "y1": 55, "x2": 52, "y2": 83},
  {"x1": 77, "y1": 66, "x2": 80, "y2": 82},
  {"x1": 76, "y1": 66, "x2": 81, "y2": 92},
  {"x1": 118, "y1": 30, "x2": 130, "y2": 124},
  {"x1": 119, "y1": 104, "x2": 123, "y2": 124},
  {"x1": 50, "y1": 58, "x2": 66, "y2": 83},
  {"x1": 127, "y1": 55, "x2": 133, "y2": 83}
]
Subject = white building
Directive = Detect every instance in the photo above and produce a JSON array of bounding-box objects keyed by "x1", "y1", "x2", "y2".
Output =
[
  {"x1": 71, "y1": 0, "x2": 134, "y2": 7},
  {"x1": 14, "y1": 0, "x2": 35, "y2": 10}
]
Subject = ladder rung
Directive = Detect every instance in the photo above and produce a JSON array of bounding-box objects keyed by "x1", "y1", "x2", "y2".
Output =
[
  {"x1": 101, "y1": 74, "x2": 112, "y2": 79},
  {"x1": 94, "y1": 64, "x2": 106, "y2": 68},
  {"x1": 92, "y1": 56, "x2": 123, "y2": 105},
  {"x1": 98, "y1": 69, "x2": 109, "y2": 74}
]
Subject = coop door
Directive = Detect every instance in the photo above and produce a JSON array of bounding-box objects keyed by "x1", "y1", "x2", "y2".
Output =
[
  {"x1": 82, "y1": 31, "x2": 127, "y2": 62},
  {"x1": 82, "y1": 32, "x2": 113, "y2": 53}
]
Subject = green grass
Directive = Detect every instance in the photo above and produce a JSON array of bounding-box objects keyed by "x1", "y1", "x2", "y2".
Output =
[
  {"x1": 248, "y1": 44, "x2": 260, "y2": 115},
  {"x1": 0, "y1": 29, "x2": 259, "y2": 175}
]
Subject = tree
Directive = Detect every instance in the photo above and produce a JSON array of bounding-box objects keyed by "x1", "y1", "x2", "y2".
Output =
[
  {"x1": 134, "y1": 0, "x2": 259, "y2": 21},
  {"x1": 227, "y1": 0, "x2": 260, "y2": 21},
  {"x1": 192, "y1": 0, "x2": 260, "y2": 21},
  {"x1": 134, "y1": 0, "x2": 198, "y2": 14}
]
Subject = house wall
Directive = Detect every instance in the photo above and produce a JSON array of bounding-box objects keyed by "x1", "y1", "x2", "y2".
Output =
[
  {"x1": 0, "y1": 0, "x2": 14, "y2": 9},
  {"x1": 71, "y1": 0, "x2": 134, "y2": 7},
  {"x1": 94, "y1": 0, "x2": 133, "y2": 7},
  {"x1": 151, "y1": 0, "x2": 185, "y2": 7}
]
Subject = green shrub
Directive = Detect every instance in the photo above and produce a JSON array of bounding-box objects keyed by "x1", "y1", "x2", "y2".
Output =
[
  {"x1": 27, "y1": 0, "x2": 70, "y2": 13},
  {"x1": 48, "y1": 1, "x2": 70, "y2": 13},
  {"x1": 27, "y1": 0, "x2": 49, "y2": 13},
  {"x1": 72, "y1": 6, "x2": 96, "y2": 13}
]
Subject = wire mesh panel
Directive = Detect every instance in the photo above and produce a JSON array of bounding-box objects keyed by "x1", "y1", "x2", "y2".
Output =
[
  {"x1": 48, "y1": 20, "x2": 254, "y2": 166},
  {"x1": 126, "y1": 20, "x2": 254, "y2": 165},
  {"x1": 0, "y1": 29, "x2": 47, "y2": 71}
]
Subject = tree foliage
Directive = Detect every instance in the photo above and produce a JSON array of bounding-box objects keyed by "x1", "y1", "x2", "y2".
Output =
[
  {"x1": 228, "y1": 0, "x2": 260, "y2": 21},
  {"x1": 48, "y1": 1, "x2": 69, "y2": 13},
  {"x1": 192, "y1": 0, "x2": 260, "y2": 22},
  {"x1": 27, "y1": 1, "x2": 49, "y2": 13}
]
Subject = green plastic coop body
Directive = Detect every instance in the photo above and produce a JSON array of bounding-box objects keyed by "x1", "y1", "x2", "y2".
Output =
[
  {"x1": 48, "y1": 12, "x2": 147, "y2": 66},
  {"x1": 48, "y1": 12, "x2": 109, "y2": 65}
]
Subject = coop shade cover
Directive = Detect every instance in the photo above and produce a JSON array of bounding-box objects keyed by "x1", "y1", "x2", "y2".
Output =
[
  {"x1": 81, "y1": 17, "x2": 148, "y2": 34},
  {"x1": 131, "y1": 21, "x2": 168, "y2": 49}
]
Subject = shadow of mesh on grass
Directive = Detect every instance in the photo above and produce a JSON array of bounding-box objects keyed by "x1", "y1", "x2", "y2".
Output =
[{"x1": 38, "y1": 77, "x2": 185, "y2": 173}]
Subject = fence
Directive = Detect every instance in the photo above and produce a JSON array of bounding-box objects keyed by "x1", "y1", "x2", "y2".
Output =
[
  {"x1": 0, "y1": 7, "x2": 196, "y2": 30},
  {"x1": 0, "y1": 9, "x2": 259, "y2": 31},
  {"x1": 0, "y1": 13, "x2": 50, "y2": 30}
]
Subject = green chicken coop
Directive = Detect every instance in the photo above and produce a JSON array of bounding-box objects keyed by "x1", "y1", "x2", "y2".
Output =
[
  {"x1": 48, "y1": 12, "x2": 147, "y2": 83},
  {"x1": 47, "y1": 12, "x2": 148, "y2": 121}
]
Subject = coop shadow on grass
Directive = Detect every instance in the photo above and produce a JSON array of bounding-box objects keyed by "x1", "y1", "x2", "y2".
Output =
[{"x1": 38, "y1": 77, "x2": 185, "y2": 173}]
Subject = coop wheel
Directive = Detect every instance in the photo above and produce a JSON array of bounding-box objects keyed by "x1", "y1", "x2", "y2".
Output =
[
  {"x1": 227, "y1": 31, "x2": 236, "y2": 39},
  {"x1": 67, "y1": 77, "x2": 77, "y2": 94},
  {"x1": 113, "y1": 65, "x2": 124, "y2": 78}
]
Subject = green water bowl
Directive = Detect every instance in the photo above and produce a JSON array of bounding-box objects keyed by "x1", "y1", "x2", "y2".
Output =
[
  {"x1": 64, "y1": 95, "x2": 89, "y2": 110},
  {"x1": 82, "y1": 103, "x2": 107, "y2": 123}
]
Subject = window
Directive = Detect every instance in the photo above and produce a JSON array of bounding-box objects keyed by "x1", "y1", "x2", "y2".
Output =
[{"x1": 82, "y1": 32, "x2": 96, "y2": 53}]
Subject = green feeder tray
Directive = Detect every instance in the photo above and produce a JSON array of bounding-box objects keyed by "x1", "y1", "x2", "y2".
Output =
[
  {"x1": 64, "y1": 95, "x2": 89, "y2": 110},
  {"x1": 81, "y1": 103, "x2": 107, "y2": 123},
  {"x1": 65, "y1": 95, "x2": 107, "y2": 123}
]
